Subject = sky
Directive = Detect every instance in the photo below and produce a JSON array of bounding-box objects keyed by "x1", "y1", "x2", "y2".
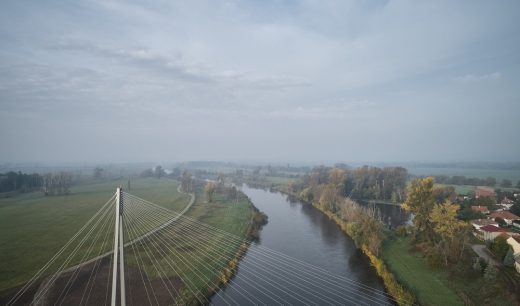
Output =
[{"x1": 0, "y1": 0, "x2": 519, "y2": 164}]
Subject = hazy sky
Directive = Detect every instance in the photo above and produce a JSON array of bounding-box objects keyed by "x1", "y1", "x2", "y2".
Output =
[{"x1": 1, "y1": 0, "x2": 519, "y2": 164}]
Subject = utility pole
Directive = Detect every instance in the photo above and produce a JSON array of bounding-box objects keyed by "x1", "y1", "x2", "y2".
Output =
[{"x1": 111, "y1": 187, "x2": 126, "y2": 306}]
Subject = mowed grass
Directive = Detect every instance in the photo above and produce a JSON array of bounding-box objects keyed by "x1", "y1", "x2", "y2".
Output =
[
  {"x1": 382, "y1": 238, "x2": 463, "y2": 306},
  {"x1": 434, "y1": 184, "x2": 475, "y2": 195},
  {"x1": 408, "y1": 167, "x2": 520, "y2": 182},
  {"x1": 435, "y1": 183, "x2": 519, "y2": 195},
  {"x1": 0, "y1": 178, "x2": 189, "y2": 292}
]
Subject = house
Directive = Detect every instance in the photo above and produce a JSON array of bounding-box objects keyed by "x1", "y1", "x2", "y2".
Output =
[
  {"x1": 475, "y1": 187, "x2": 495, "y2": 199},
  {"x1": 501, "y1": 197, "x2": 514, "y2": 205},
  {"x1": 471, "y1": 205, "x2": 489, "y2": 214},
  {"x1": 471, "y1": 219, "x2": 498, "y2": 230},
  {"x1": 475, "y1": 225, "x2": 512, "y2": 241},
  {"x1": 498, "y1": 203, "x2": 514, "y2": 210},
  {"x1": 507, "y1": 235, "x2": 520, "y2": 255},
  {"x1": 506, "y1": 235, "x2": 520, "y2": 273},
  {"x1": 488, "y1": 211, "x2": 520, "y2": 225}
]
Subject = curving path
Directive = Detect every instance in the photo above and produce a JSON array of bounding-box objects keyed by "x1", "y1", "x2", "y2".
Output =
[{"x1": 32, "y1": 182, "x2": 195, "y2": 305}]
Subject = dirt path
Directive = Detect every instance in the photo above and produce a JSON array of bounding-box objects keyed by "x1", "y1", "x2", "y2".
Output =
[{"x1": 471, "y1": 244, "x2": 500, "y2": 266}]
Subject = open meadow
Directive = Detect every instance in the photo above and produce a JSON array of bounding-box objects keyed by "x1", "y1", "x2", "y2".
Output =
[{"x1": 0, "y1": 178, "x2": 259, "y2": 305}]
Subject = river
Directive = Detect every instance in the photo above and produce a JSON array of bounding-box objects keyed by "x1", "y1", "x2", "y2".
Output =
[{"x1": 211, "y1": 186, "x2": 400, "y2": 305}]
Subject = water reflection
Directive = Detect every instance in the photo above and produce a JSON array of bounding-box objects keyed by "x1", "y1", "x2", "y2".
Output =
[{"x1": 211, "y1": 186, "x2": 392, "y2": 305}]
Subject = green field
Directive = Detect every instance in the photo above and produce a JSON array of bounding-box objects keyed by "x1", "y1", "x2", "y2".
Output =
[
  {"x1": 0, "y1": 178, "x2": 258, "y2": 304},
  {"x1": 408, "y1": 167, "x2": 520, "y2": 182},
  {"x1": 434, "y1": 184, "x2": 475, "y2": 195},
  {"x1": 382, "y1": 238, "x2": 463, "y2": 306}
]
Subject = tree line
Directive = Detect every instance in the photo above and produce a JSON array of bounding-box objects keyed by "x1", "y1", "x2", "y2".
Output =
[
  {"x1": 0, "y1": 171, "x2": 73, "y2": 196},
  {"x1": 0, "y1": 171, "x2": 42, "y2": 193},
  {"x1": 289, "y1": 166, "x2": 414, "y2": 305},
  {"x1": 42, "y1": 172, "x2": 73, "y2": 195},
  {"x1": 433, "y1": 174, "x2": 520, "y2": 188},
  {"x1": 294, "y1": 165, "x2": 408, "y2": 203}
]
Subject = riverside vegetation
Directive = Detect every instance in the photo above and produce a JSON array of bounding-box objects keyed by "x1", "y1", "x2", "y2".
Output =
[{"x1": 268, "y1": 166, "x2": 519, "y2": 306}]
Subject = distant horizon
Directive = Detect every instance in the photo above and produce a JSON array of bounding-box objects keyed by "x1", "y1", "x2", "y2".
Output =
[
  {"x1": 1, "y1": 1, "x2": 520, "y2": 163},
  {"x1": 2, "y1": 159, "x2": 520, "y2": 168}
]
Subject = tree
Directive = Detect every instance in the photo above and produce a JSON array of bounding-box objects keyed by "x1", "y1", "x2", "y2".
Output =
[
  {"x1": 501, "y1": 179, "x2": 512, "y2": 188},
  {"x1": 154, "y1": 165, "x2": 165, "y2": 179},
  {"x1": 402, "y1": 177, "x2": 436, "y2": 242},
  {"x1": 430, "y1": 201, "x2": 470, "y2": 265},
  {"x1": 181, "y1": 171, "x2": 192, "y2": 192},
  {"x1": 517, "y1": 180, "x2": 520, "y2": 189},
  {"x1": 484, "y1": 264, "x2": 498, "y2": 281},
  {"x1": 490, "y1": 236, "x2": 510, "y2": 260},
  {"x1": 319, "y1": 185, "x2": 339, "y2": 212},
  {"x1": 328, "y1": 168, "x2": 346, "y2": 189},
  {"x1": 503, "y1": 248, "x2": 514, "y2": 267},
  {"x1": 432, "y1": 186, "x2": 456, "y2": 204},
  {"x1": 93, "y1": 167, "x2": 103, "y2": 179},
  {"x1": 204, "y1": 182, "x2": 216, "y2": 202},
  {"x1": 511, "y1": 203, "x2": 520, "y2": 216},
  {"x1": 495, "y1": 217, "x2": 507, "y2": 227},
  {"x1": 485, "y1": 177, "x2": 497, "y2": 187},
  {"x1": 42, "y1": 172, "x2": 72, "y2": 196}
]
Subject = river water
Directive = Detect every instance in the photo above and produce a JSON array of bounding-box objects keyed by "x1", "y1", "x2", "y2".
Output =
[{"x1": 211, "y1": 186, "x2": 401, "y2": 305}]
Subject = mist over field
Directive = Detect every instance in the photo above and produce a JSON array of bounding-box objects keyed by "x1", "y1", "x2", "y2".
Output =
[
  {"x1": 2, "y1": 3, "x2": 520, "y2": 305},
  {"x1": 1, "y1": 0, "x2": 520, "y2": 164}
]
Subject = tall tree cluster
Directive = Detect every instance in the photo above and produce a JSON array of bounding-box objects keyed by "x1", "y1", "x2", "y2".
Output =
[
  {"x1": 42, "y1": 172, "x2": 73, "y2": 196},
  {"x1": 0, "y1": 171, "x2": 42, "y2": 193},
  {"x1": 181, "y1": 170, "x2": 193, "y2": 192},
  {"x1": 299, "y1": 165, "x2": 408, "y2": 202},
  {"x1": 403, "y1": 177, "x2": 470, "y2": 267}
]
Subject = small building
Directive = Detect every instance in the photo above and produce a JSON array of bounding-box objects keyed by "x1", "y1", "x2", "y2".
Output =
[
  {"x1": 506, "y1": 235, "x2": 520, "y2": 274},
  {"x1": 507, "y1": 235, "x2": 520, "y2": 255},
  {"x1": 501, "y1": 197, "x2": 514, "y2": 205},
  {"x1": 475, "y1": 187, "x2": 495, "y2": 199},
  {"x1": 488, "y1": 211, "x2": 520, "y2": 225},
  {"x1": 498, "y1": 203, "x2": 514, "y2": 210},
  {"x1": 475, "y1": 225, "x2": 511, "y2": 241},
  {"x1": 471, "y1": 205, "x2": 489, "y2": 214},
  {"x1": 471, "y1": 219, "x2": 498, "y2": 230}
]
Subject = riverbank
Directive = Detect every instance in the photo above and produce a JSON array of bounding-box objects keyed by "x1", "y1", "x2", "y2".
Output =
[
  {"x1": 183, "y1": 184, "x2": 268, "y2": 305},
  {"x1": 0, "y1": 178, "x2": 268, "y2": 305},
  {"x1": 312, "y1": 204, "x2": 415, "y2": 306},
  {"x1": 246, "y1": 179, "x2": 416, "y2": 305}
]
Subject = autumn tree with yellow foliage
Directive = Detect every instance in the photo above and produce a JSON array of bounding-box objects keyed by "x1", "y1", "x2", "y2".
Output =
[
  {"x1": 430, "y1": 201, "x2": 471, "y2": 266},
  {"x1": 402, "y1": 177, "x2": 436, "y2": 243},
  {"x1": 403, "y1": 177, "x2": 471, "y2": 267}
]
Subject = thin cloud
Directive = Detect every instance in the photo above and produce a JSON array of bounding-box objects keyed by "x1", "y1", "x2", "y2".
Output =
[{"x1": 452, "y1": 72, "x2": 502, "y2": 83}]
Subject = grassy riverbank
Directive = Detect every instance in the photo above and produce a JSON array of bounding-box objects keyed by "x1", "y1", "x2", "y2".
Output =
[
  {"x1": 312, "y1": 205, "x2": 415, "y2": 306},
  {"x1": 383, "y1": 237, "x2": 518, "y2": 306},
  {"x1": 382, "y1": 237, "x2": 462, "y2": 306}
]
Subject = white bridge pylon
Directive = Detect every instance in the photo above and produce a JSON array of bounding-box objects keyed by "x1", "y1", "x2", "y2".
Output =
[{"x1": 111, "y1": 187, "x2": 125, "y2": 306}]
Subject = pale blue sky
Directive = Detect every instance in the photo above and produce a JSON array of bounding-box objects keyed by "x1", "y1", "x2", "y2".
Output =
[{"x1": 0, "y1": 0, "x2": 519, "y2": 163}]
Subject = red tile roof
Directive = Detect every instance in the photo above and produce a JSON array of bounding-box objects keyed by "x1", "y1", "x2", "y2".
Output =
[
  {"x1": 489, "y1": 211, "x2": 520, "y2": 220},
  {"x1": 479, "y1": 225, "x2": 508, "y2": 232},
  {"x1": 511, "y1": 235, "x2": 520, "y2": 243}
]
